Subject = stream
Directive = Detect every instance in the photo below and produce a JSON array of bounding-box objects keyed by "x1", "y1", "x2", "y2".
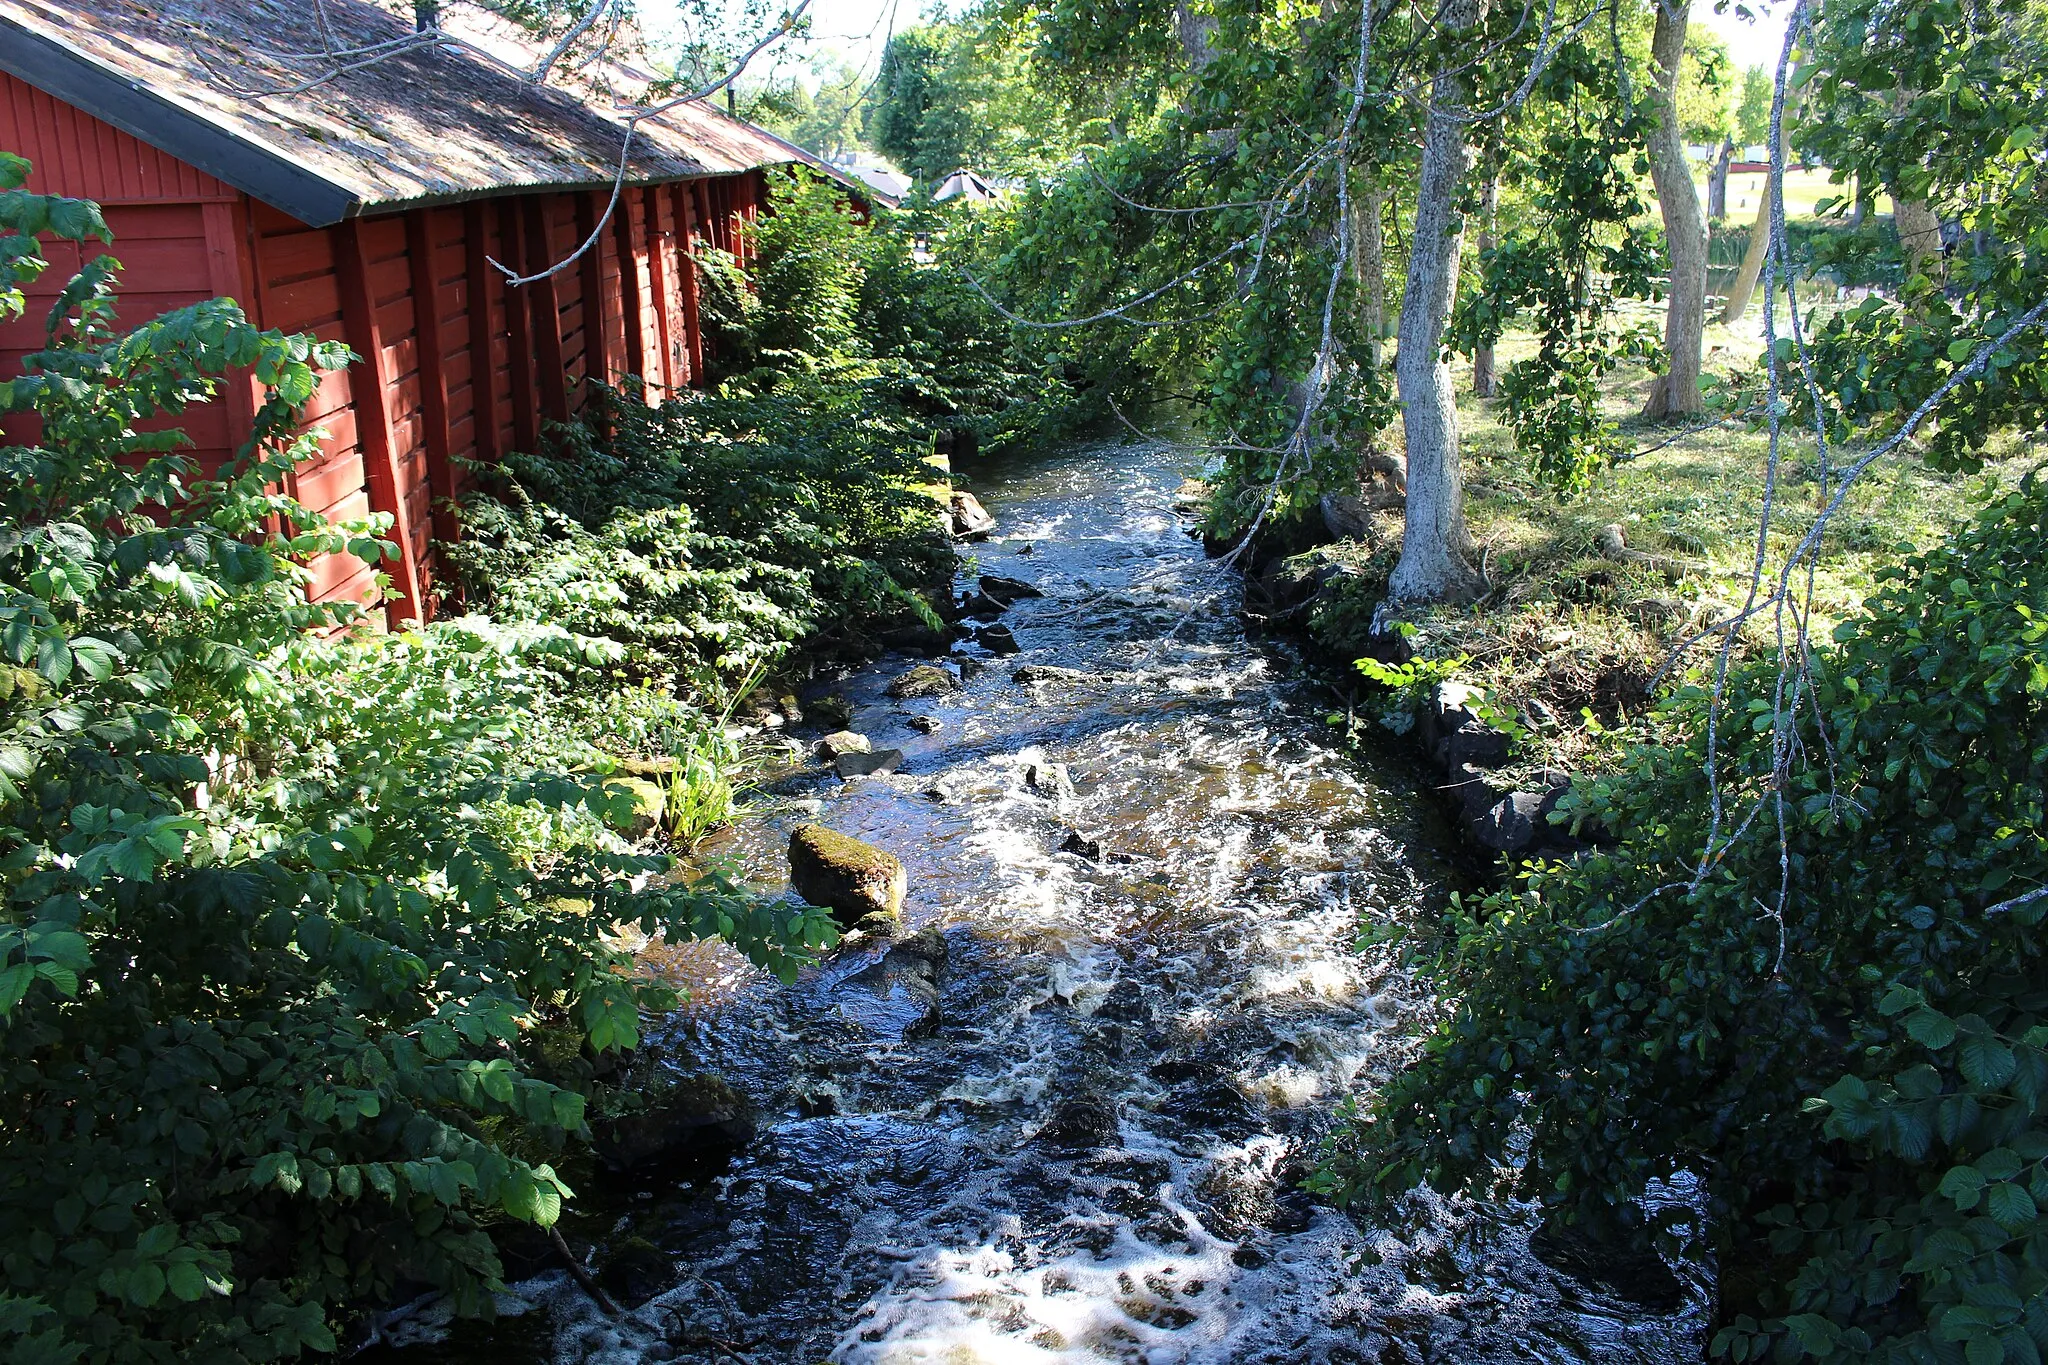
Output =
[{"x1": 378, "y1": 436, "x2": 1709, "y2": 1363}]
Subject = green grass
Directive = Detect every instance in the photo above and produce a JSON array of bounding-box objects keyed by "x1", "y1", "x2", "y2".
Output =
[
  {"x1": 1307, "y1": 308, "x2": 2032, "y2": 773},
  {"x1": 1692, "y1": 167, "x2": 1853, "y2": 222}
]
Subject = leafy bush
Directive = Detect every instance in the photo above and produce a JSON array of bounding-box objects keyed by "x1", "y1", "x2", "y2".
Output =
[
  {"x1": 0, "y1": 158, "x2": 834, "y2": 1361},
  {"x1": 700, "y1": 168, "x2": 1089, "y2": 452},
  {"x1": 446, "y1": 374, "x2": 956, "y2": 705},
  {"x1": 1320, "y1": 478, "x2": 2048, "y2": 1363}
]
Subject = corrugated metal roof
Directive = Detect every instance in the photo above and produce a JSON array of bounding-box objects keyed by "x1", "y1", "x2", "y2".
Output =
[{"x1": 0, "y1": 0, "x2": 843, "y2": 225}]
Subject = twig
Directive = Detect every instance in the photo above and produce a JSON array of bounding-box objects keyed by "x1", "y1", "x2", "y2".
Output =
[{"x1": 549, "y1": 1225, "x2": 622, "y2": 1316}]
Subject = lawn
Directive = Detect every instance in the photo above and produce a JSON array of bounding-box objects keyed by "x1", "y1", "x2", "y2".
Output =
[{"x1": 1300, "y1": 297, "x2": 2029, "y2": 777}]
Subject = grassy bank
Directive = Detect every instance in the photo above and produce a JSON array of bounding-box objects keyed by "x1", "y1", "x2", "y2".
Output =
[{"x1": 1288, "y1": 299, "x2": 2034, "y2": 782}]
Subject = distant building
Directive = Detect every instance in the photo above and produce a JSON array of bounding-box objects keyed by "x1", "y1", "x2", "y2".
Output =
[
  {"x1": 829, "y1": 154, "x2": 910, "y2": 209},
  {"x1": 0, "y1": 0, "x2": 865, "y2": 623},
  {"x1": 932, "y1": 169, "x2": 1005, "y2": 204}
]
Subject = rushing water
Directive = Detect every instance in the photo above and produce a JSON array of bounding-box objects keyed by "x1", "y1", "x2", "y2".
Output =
[{"x1": 378, "y1": 437, "x2": 1707, "y2": 1363}]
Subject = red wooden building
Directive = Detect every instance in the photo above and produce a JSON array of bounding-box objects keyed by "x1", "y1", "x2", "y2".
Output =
[{"x1": 0, "y1": 0, "x2": 854, "y2": 623}]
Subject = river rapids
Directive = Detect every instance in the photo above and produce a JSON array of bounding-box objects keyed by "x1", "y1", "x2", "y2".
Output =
[{"x1": 372, "y1": 437, "x2": 1709, "y2": 1364}]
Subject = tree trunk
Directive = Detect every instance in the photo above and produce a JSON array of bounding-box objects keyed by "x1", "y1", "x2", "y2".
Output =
[
  {"x1": 1352, "y1": 166, "x2": 1387, "y2": 370},
  {"x1": 1471, "y1": 166, "x2": 1499, "y2": 398},
  {"x1": 1720, "y1": 178, "x2": 1772, "y2": 323},
  {"x1": 1847, "y1": 175, "x2": 1870, "y2": 229},
  {"x1": 1893, "y1": 193, "x2": 1946, "y2": 285},
  {"x1": 1388, "y1": 0, "x2": 1486, "y2": 606},
  {"x1": 1174, "y1": 2, "x2": 1218, "y2": 71},
  {"x1": 1643, "y1": 1, "x2": 1708, "y2": 419},
  {"x1": 1707, "y1": 140, "x2": 1732, "y2": 219}
]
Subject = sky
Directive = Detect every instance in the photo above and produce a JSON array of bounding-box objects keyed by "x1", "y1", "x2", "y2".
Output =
[{"x1": 640, "y1": 0, "x2": 1796, "y2": 92}]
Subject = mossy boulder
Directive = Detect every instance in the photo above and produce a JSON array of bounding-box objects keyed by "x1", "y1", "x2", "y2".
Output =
[
  {"x1": 886, "y1": 664, "x2": 960, "y2": 700},
  {"x1": 788, "y1": 823, "x2": 906, "y2": 922},
  {"x1": 607, "y1": 775, "x2": 667, "y2": 839}
]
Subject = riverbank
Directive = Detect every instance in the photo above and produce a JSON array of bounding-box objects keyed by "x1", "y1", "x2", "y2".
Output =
[{"x1": 1239, "y1": 320, "x2": 2038, "y2": 859}]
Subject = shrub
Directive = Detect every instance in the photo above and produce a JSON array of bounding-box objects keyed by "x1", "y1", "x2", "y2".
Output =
[
  {"x1": 1320, "y1": 477, "x2": 2048, "y2": 1364},
  {"x1": 0, "y1": 158, "x2": 834, "y2": 1361},
  {"x1": 446, "y1": 374, "x2": 956, "y2": 706}
]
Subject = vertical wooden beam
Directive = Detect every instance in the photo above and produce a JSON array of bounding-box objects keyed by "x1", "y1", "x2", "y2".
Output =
[
  {"x1": 404, "y1": 208, "x2": 460, "y2": 547},
  {"x1": 463, "y1": 200, "x2": 500, "y2": 466},
  {"x1": 674, "y1": 183, "x2": 705, "y2": 388},
  {"x1": 200, "y1": 200, "x2": 257, "y2": 458},
  {"x1": 575, "y1": 190, "x2": 613, "y2": 391},
  {"x1": 644, "y1": 186, "x2": 677, "y2": 400},
  {"x1": 523, "y1": 195, "x2": 569, "y2": 424},
  {"x1": 497, "y1": 198, "x2": 539, "y2": 454},
  {"x1": 612, "y1": 185, "x2": 646, "y2": 388},
  {"x1": 333, "y1": 217, "x2": 426, "y2": 629}
]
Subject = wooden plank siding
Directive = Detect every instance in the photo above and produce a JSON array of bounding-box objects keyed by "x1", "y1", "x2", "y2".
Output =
[{"x1": 2, "y1": 71, "x2": 761, "y2": 623}]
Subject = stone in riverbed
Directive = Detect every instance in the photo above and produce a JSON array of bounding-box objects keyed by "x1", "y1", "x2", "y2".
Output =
[
  {"x1": 1437, "y1": 720, "x2": 1511, "y2": 771},
  {"x1": 906, "y1": 715, "x2": 942, "y2": 734},
  {"x1": 608, "y1": 775, "x2": 667, "y2": 839},
  {"x1": 591, "y1": 1071, "x2": 755, "y2": 1173},
  {"x1": 979, "y1": 574, "x2": 1043, "y2": 606},
  {"x1": 807, "y1": 693, "x2": 855, "y2": 729},
  {"x1": 949, "y1": 491, "x2": 996, "y2": 539},
  {"x1": 1472, "y1": 789, "x2": 1546, "y2": 853},
  {"x1": 1059, "y1": 830, "x2": 1103, "y2": 861},
  {"x1": 1013, "y1": 664, "x2": 1111, "y2": 688},
  {"x1": 887, "y1": 664, "x2": 961, "y2": 699},
  {"x1": 789, "y1": 823, "x2": 906, "y2": 922},
  {"x1": 836, "y1": 748, "x2": 904, "y2": 779},
  {"x1": 1026, "y1": 761, "x2": 1077, "y2": 800},
  {"x1": 977, "y1": 623, "x2": 1021, "y2": 654},
  {"x1": 816, "y1": 730, "x2": 871, "y2": 759}
]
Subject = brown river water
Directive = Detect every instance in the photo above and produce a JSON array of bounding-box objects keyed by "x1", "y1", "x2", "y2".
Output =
[{"x1": 369, "y1": 436, "x2": 1708, "y2": 1364}]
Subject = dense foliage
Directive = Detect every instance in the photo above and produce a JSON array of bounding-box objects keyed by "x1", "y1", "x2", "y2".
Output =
[
  {"x1": 1325, "y1": 479, "x2": 2048, "y2": 1362},
  {"x1": 450, "y1": 168, "x2": 1085, "y2": 717},
  {"x1": 0, "y1": 159, "x2": 835, "y2": 1362}
]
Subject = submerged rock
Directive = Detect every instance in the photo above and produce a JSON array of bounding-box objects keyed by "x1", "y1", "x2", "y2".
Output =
[
  {"x1": 905, "y1": 714, "x2": 942, "y2": 734},
  {"x1": 1025, "y1": 761, "x2": 1077, "y2": 800},
  {"x1": 1037, "y1": 1086, "x2": 1121, "y2": 1150},
  {"x1": 1013, "y1": 664, "x2": 1111, "y2": 688},
  {"x1": 977, "y1": 623, "x2": 1021, "y2": 654},
  {"x1": 807, "y1": 693, "x2": 855, "y2": 729},
  {"x1": 594, "y1": 1236, "x2": 672, "y2": 1308},
  {"x1": 591, "y1": 1072, "x2": 755, "y2": 1174},
  {"x1": 836, "y1": 748, "x2": 905, "y2": 779},
  {"x1": 789, "y1": 823, "x2": 907, "y2": 922},
  {"x1": 978, "y1": 574, "x2": 1043, "y2": 606},
  {"x1": 887, "y1": 664, "x2": 961, "y2": 700},
  {"x1": 835, "y1": 926, "x2": 947, "y2": 1040}
]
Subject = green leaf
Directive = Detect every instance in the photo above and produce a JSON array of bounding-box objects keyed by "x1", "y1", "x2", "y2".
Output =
[
  {"x1": 1985, "y1": 1181, "x2": 2037, "y2": 1231},
  {"x1": 1906, "y1": 1009, "x2": 1958, "y2": 1049},
  {"x1": 1784, "y1": 1313, "x2": 1842, "y2": 1356},
  {"x1": 165, "y1": 1261, "x2": 207, "y2": 1302}
]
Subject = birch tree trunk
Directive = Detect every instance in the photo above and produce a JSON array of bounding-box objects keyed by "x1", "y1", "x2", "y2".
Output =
[
  {"x1": 1708, "y1": 140, "x2": 1732, "y2": 219},
  {"x1": 1721, "y1": 177, "x2": 1772, "y2": 323},
  {"x1": 1471, "y1": 166, "x2": 1499, "y2": 398},
  {"x1": 1387, "y1": 0, "x2": 1486, "y2": 605},
  {"x1": 1643, "y1": 0, "x2": 1709, "y2": 419},
  {"x1": 1893, "y1": 194, "x2": 1947, "y2": 285},
  {"x1": 1352, "y1": 166, "x2": 1387, "y2": 371}
]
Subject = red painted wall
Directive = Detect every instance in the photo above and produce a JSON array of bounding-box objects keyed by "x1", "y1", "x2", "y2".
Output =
[{"x1": 3, "y1": 65, "x2": 767, "y2": 625}]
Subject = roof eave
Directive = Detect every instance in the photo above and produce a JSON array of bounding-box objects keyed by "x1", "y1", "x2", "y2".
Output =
[{"x1": 0, "y1": 14, "x2": 360, "y2": 226}]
